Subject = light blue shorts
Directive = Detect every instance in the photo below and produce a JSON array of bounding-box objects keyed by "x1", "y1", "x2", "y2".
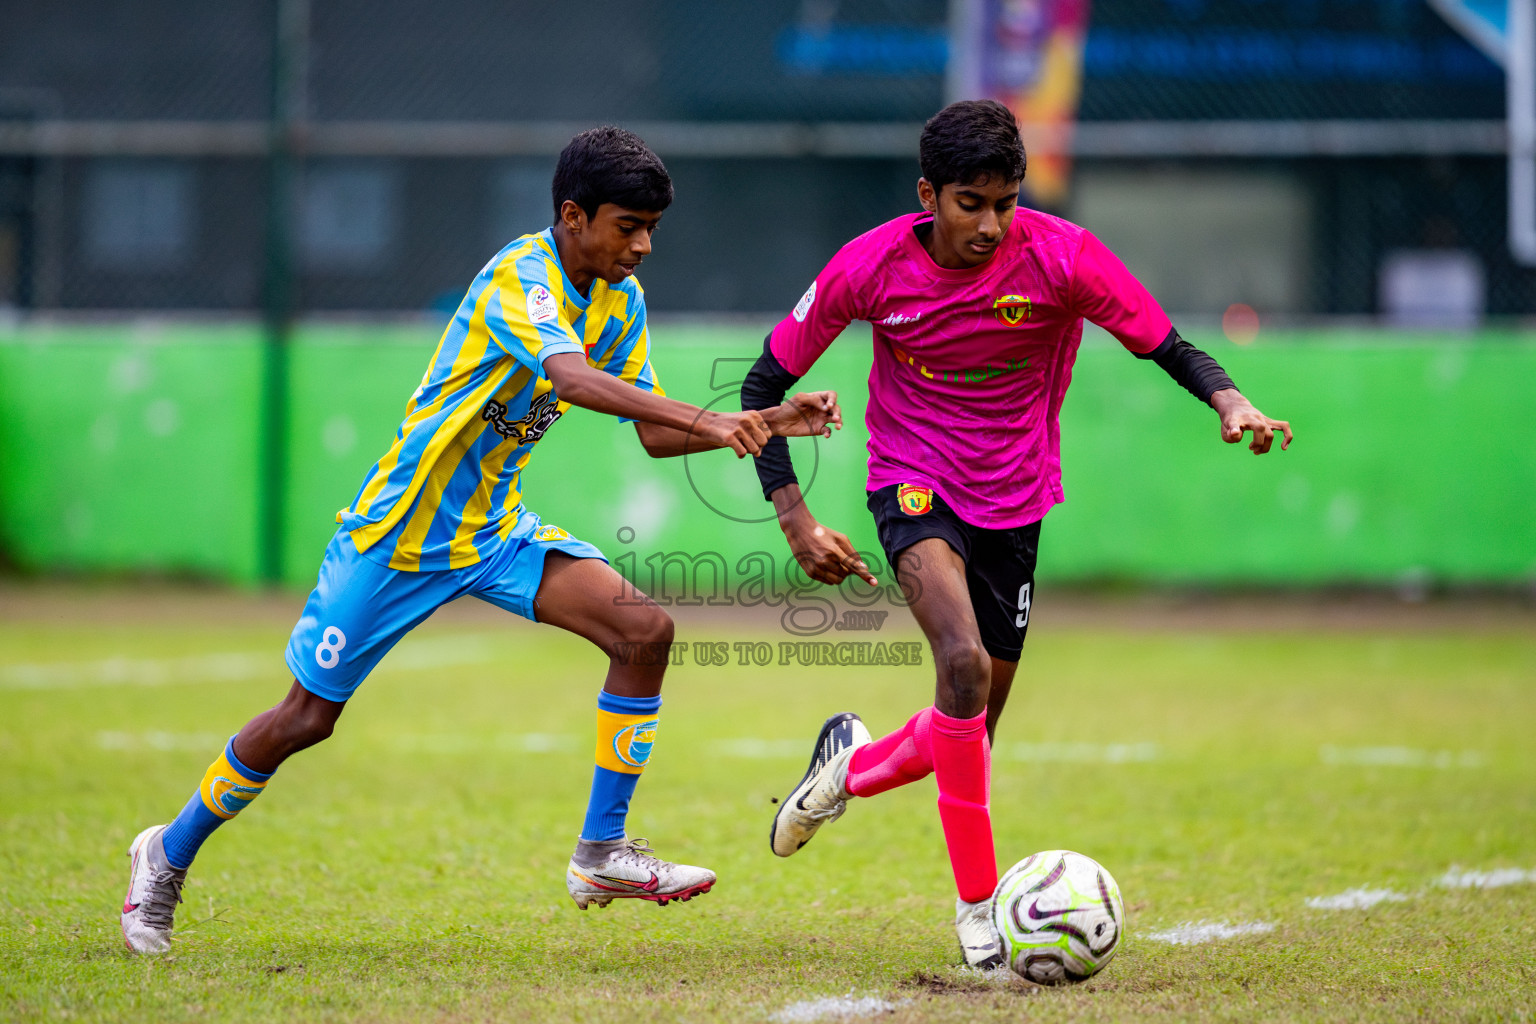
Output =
[{"x1": 284, "y1": 510, "x2": 605, "y2": 703}]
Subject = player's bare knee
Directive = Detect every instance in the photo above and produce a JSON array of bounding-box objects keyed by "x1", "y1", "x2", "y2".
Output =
[
  {"x1": 637, "y1": 605, "x2": 675, "y2": 648},
  {"x1": 935, "y1": 635, "x2": 990, "y2": 691},
  {"x1": 612, "y1": 605, "x2": 673, "y2": 663},
  {"x1": 297, "y1": 707, "x2": 337, "y2": 747},
  {"x1": 280, "y1": 690, "x2": 341, "y2": 749}
]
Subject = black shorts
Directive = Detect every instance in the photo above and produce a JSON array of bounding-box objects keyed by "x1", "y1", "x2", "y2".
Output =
[{"x1": 866, "y1": 483, "x2": 1041, "y2": 663}]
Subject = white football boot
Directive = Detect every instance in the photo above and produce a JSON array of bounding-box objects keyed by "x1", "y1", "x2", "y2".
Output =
[
  {"x1": 566, "y1": 837, "x2": 716, "y2": 909},
  {"x1": 769, "y1": 712, "x2": 871, "y2": 857},
  {"x1": 120, "y1": 825, "x2": 186, "y2": 954},
  {"x1": 955, "y1": 895, "x2": 1006, "y2": 969}
]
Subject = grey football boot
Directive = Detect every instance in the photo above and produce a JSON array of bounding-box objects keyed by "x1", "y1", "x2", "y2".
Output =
[
  {"x1": 770, "y1": 712, "x2": 872, "y2": 857},
  {"x1": 566, "y1": 836, "x2": 716, "y2": 909},
  {"x1": 120, "y1": 825, "x2": 186, "y2": 954}
]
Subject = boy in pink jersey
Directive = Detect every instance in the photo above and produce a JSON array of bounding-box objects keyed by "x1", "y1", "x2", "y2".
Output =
[{"x1": 743, "y1": 100, "x2": 1291, "y2": 968}]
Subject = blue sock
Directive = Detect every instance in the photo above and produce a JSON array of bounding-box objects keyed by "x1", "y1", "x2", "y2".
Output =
[
  {"x1": 161, "y1": 737, "x2": 274, "y2": 870},
  {"x1": 581, "y1": 691, "x2": 662, "y2": 842}
]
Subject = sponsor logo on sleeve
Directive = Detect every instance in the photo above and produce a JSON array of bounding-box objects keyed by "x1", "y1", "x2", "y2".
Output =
[
  {"x1": 527, "y1": 284, "x2": 559, "y2": 324},
  {"x1": 792, "y1": 280, "x2": 817, "y2": 322}
]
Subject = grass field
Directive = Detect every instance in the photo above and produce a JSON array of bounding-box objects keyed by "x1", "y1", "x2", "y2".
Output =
[{"x1": 2, "y1": 586, "x2": 1534, "y2": 1022}]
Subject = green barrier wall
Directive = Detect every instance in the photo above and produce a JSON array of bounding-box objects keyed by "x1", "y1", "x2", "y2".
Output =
[
  {"x1": 2, "y1": 321, "x2": 1533, "y2": 589},
  {"x1": 0, "y1": 325, "x2": 265, "y2": 582}
]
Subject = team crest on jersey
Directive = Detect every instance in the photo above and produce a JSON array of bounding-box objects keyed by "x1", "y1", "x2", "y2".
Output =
[
  {"x1": 527, "y1": 284, "x2": 559, "y2": 324},
  {"x1": 898, "y1": 484, "x2": 933, "y2": 516},
  {"x1": 613, "y1": 720, "x2": 659, "y2": 768},
  {"x1": 534, "y1": 524, "x2": 571, "y2": 542},
  {"x1": 993, "y1": 294, "x2": 1032, "y2": 326}
]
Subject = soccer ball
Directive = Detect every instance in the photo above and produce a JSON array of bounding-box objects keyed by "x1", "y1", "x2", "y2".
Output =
[{"x1": 992, "y1": 850, "x2": 1124, "y2": 983}]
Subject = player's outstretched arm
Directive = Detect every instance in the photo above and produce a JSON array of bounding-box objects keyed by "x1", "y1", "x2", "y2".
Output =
[
  {"x1": 770, "y1": 483, "x2": 878, "y2": 587},
  {"x1": 544, "y1": 353, "x2": 770, "y2": 458},
  {"x1": 1071, "y1": 230, "x2": 1293, "y2": 456},
  {"x1": 1211, "y1": 388, "x2": 1292, "y2": 454},
  {"x1": 739, "y1": 336, "x2": 871, "y2": 585},
  {"x1": 633, "y1": 391, "x2": 843, "y2": 459},
  {"x1": 766, "y1": 390, "x2": 844, "y2": 438},
  {"x1": 1129, "y1": 330, "x2": 1293, "y2": 455}
]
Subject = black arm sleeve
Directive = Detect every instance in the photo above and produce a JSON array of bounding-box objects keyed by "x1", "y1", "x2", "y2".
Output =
[
  {"x1": 740, "y1": 334, "x2": 803, "y2": 500},
  {"x1": 1136, "y1": 327, "x2": 1237, "y2": 405}
]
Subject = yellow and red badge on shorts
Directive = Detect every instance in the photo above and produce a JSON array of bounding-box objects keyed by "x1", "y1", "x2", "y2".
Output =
[
  {"x1": 993, "y1": 294, "x2": 1032, "y2": 326},
  {"x1": 897, "y1": 484, "x2": 933, "y2": 516}
]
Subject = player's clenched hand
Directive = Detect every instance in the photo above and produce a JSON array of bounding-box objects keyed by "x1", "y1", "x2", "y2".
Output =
[
  {"x1": 700, "y1": 409, "x2": 771, "y2": 458},
  {"x1": 783, "y1": 517, "x2": 878, "y2": 587},
  {"x1": 765, "y1": 391, "x2": 842, "y2": 439},
  {"x1": 1212, "y1": 389, "x2": 1292, "y2": 455}
]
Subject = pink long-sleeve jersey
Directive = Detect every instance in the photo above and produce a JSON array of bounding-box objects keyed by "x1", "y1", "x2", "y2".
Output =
[{"x1": 768, "y1": 209, "x2": 1174, "y2": 529}]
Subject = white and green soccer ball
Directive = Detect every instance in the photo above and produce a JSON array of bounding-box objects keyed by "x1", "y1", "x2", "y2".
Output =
[{"x1": 992, "y1": 850, "x2": 1125, "y2": 983}]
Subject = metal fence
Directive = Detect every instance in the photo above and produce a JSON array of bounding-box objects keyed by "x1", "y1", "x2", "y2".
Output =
[{"x1": 0, "y1": 0, "x2": 1530, "y2": 317}]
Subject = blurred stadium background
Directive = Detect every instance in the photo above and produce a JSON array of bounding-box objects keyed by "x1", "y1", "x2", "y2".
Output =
[{"x1": 0, "y1": 0, "x2": 1532, "y2": 593}]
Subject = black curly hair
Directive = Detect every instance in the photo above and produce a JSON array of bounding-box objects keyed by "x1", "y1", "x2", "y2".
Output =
[
  {"x1": 551, "y1": 126, "x2": 673, "y2": 220},
  {"x1": 919, "y1": 100, "x2": 1027, "y2": 191}
]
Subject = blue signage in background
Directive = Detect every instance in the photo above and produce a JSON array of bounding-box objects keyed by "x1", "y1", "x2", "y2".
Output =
[
  {"x1": 1078, "y1": 0, "x2": 1504, "y2": 119},
  {"x1": 776, "y1": 25, "x2": 948, "y2": 76},
  {"x1": 1083, "y1": 29, "x2": 1499, "y2": 81}
]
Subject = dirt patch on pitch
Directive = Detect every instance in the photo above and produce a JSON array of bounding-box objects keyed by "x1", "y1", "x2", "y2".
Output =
[{"x1": 900, "y1": 969, "x2": 1038, "y2": 995}]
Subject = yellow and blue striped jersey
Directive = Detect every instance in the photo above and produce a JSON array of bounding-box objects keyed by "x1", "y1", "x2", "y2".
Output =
[{"x1": 336, "y1": 228, "x2": 663, "y2": 571}]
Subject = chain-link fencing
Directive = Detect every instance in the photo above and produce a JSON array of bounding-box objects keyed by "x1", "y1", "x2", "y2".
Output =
[{"x1": 0, "y1": 0, "x2": 1530, "y2": 318}]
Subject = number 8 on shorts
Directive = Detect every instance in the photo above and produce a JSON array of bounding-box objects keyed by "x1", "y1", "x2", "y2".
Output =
[{"x1": 315, "y1": 626, "x2": 347, "y2": 669}]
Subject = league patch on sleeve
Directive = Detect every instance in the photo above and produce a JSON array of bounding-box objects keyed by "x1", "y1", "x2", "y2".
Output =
[
  {"x1": 792, "y1": 280, "x2": 817, "y2": 322},
  {"x1": 527, "y1": 284, "x2": 559, "y2": 325}
]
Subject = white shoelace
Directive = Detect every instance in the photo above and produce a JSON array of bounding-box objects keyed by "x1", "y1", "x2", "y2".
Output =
[
  {"x1": 137, "y1": 869, "x2": 185, "y2": 931},
  {"x1": 800, "y1": 800, "x2": 847, "y2": 824},
  {"x1": 613, "y1": 837, "x2": 666, "y2": 867}
]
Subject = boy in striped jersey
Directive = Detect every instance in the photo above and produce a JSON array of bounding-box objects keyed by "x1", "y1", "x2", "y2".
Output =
[{"x1": 120, "y1": 127, "x2": 843, "y2": 953}]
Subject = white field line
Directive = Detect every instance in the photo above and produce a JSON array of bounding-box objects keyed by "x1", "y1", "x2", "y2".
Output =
[
  {"x1": 1438, "y1": 866, "x2": 1536, "y2": 889},
  {"x1": 1305, "y1": 866, "x2": 1536, "y2": 909},
  {"x1": 1305, "y1": 887, "x2": 1412, "y2": 910},
  {"x1": 91, "y1": 730, "x2": 579, "y2": 755},
  {"x1": 709, "y1": 738, "x2": 1161, "y2": 762},
  {"x1": 96, "y1": 730, "x2": 228, "y2": 752},
  {"x1": 767, "y1": 995, "x2": 907, "y2": 1022},
  {"x1": 4, "y1": 651, "x2": 273, "y2": 690},
  {"x1": 389, "y1": 732, "x2": 578, "y2": 754},
  {"x1": 710, "y1": 738, "x2": 807, "y2": 758},
  {"x1": 1145, "y1": 920, "x2": 1275, "y2": 945},
  {"x1": 0, "y1": 636, "x2": 497, "y2": 691},
  {"x1": 1319, "y1": 745, "x2": 1486, "y2": 768},
  {"x1": 1004, "y1": 741, "x2": 1158, "y2": 763}
]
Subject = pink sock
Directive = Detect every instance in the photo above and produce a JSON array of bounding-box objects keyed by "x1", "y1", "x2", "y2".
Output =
[
  {"x1": 931, "y1": 709, "x2": 997, "y2": 903},
  {"x1": 845, "y1": 707, "x2": 935, "y2": 797}
]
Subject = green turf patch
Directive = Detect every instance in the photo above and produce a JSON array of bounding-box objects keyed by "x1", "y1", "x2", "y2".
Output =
[{"x1": 3, "y1": 608, "x2": 1533, "y2": 1022}]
